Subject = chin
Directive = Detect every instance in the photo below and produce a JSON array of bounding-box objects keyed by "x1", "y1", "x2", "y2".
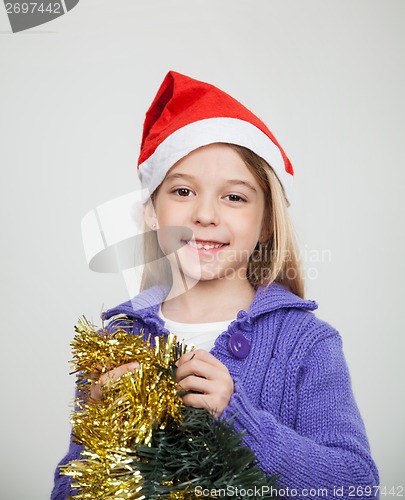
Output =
[{"x1": 177, "y1": 267, "x2": 219, "y2": 283}]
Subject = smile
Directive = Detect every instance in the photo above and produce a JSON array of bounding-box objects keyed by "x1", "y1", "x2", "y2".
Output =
[{"x1": 186, "y1": 240, "x2": 227, "y2": 251}]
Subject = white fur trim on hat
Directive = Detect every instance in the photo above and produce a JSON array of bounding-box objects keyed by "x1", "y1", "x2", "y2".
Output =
[{"x1": 138, "y1": 117, "x2": 293, "y2": 204}]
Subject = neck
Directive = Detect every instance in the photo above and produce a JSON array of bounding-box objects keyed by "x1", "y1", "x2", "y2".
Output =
[{"x1": 163, "y1": 276, "x2": 256, "y2": 323}]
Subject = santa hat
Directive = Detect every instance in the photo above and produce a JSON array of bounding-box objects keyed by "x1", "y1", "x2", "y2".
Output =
[{"x1": 137, "y1": 71, "x2": 294, "y2": 203}]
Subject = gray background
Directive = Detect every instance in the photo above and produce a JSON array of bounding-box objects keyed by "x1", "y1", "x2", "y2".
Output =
[{"x1": 0, "y1": 1, "x2": 404, "y2": 498}]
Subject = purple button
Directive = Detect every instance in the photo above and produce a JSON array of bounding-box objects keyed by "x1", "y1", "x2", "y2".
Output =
[{"x1": 228, "y1": 332, "x2": 251, "y2": 359}]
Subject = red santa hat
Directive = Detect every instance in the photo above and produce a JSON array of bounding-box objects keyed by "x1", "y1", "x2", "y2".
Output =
[{"x1": 137, "y1": 71, "x2": 294, "y2": 203}]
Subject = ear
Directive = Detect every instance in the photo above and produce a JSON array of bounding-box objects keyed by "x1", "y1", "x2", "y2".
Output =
[{"x1": 143, "y1": 199, "x2": 158, "y2": 230}]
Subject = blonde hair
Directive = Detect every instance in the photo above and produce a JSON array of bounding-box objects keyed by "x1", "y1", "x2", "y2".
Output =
[{"x1": 140, "y1": 143, "x2": 305, "y2": 298}]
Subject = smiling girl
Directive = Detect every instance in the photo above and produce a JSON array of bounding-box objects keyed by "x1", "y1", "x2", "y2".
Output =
[{"x1": 52, "y1": 71, "x2": 379, "y2": 499}]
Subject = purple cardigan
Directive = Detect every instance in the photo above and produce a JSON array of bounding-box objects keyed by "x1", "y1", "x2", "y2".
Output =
[{"x1": 51, "y1": 283, "x2": 379, "y2": 499}]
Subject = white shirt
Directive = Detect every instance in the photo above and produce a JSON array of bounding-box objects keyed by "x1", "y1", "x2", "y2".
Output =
[{"x1": 158, "y1": 306, "x2": 234, "y2": 351}]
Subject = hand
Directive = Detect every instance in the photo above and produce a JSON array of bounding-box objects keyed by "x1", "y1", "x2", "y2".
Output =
[
  {"x1": 175, "y1": 349, "x2": 234, "y2": 418},
  {"x1": 90, "y1": 362, "x2": 139, "y2": 401}
]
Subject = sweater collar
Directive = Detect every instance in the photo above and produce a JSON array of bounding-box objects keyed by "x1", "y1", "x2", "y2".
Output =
[
  {"x1": 248, "y1": 282, "x2": 318, "y2": 318},
  {"x1": 103, "y1": 282, "x2": 317, "y2": 322},
  {"x1": 103, "y1": 285, "x2": 169, "y2": 321}
]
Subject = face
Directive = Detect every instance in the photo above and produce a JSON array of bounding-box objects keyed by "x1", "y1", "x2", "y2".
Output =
[{"x1": 151, "y1": 143, "x2": 266, "y2": 286}]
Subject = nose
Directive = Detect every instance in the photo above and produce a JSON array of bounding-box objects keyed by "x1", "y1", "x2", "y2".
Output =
[{"x1": 191, "y1": 195, "x2": 220, "y2": 226}]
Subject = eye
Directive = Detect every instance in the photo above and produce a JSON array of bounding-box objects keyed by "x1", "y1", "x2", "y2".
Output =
[
  {"x1": 224, "y1": 194, "x2": 246, "y2": 203},
  {"x1": 172, "y1": 188, "x2": 194, "y2": 197}
]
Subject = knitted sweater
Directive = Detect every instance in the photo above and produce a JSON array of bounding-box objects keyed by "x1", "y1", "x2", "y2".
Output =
[{"x1": 51, "y1": 283, "x2": 379, "y2": 499}]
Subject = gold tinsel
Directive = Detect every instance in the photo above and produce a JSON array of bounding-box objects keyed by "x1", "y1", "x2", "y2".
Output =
[{"x1": 61, "y1": 316, "x2": 191, "y2": 499}]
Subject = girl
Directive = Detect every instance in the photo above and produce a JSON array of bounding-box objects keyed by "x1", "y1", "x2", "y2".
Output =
[{"x1": 52, "y1": 71, "x2": 379, "y2": 499}]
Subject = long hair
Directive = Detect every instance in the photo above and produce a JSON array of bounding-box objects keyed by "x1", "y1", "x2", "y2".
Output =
[
  {"x1": 232, "y1": 145, "x2": 304, "y2": 298},
  {"x1": 140, "y1": 143, "x2": 305, "y2": 298}
]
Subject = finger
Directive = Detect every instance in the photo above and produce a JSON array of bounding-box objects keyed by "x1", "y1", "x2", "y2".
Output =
[
  {"x1": 177, "y1": 374, "x2": 214, "y2": 394},
  {"x1": 99, "y1": 361, "x2": 139, "y2": 386},
  {"x1": 176, "y1": 350, "x2": 227, "y2": 371},
  {"x1": 175, "y1": 356, "x2": 229, "y2": 383},
  {"x1": 90, "y1": 380, "x2": 103, "y2": 401},
  {"x1": 90, "y1": 363, "x2": 104, "y2": 379},
  {"x1": 90, "y1": 362, "x2": 139, "y2": 401},
  {"x1": 181, "y1": 392, "x2": 207, "y2": 410},
  {"x1": 180, "y1": 392, "x2": 221, "y2": 418}
]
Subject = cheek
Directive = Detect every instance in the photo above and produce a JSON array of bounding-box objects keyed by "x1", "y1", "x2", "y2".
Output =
[
  {"x1": 156, "y1": 226, "x2": 192, "y2": 255},
  {"x1": 155, "y1": 199, "x2": 187, "y2": 226},
  {"x1": 234, "y1": 209, "x2": 263, "y2": 233}
]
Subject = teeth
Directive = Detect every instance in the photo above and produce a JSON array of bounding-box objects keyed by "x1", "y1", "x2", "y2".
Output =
[{"x1": 187, "y1": 241, "x2": 224, "y2": 250}]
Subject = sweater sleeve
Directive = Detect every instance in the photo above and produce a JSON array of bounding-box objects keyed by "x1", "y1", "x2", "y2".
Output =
[
  {"x1": 220, "y1": 333, "x2": 379, "y2": 499},
  {"x1": 50, "y1": 434, "x2": 83, "y2": 500}
]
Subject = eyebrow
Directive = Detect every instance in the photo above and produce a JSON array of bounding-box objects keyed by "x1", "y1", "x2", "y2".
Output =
[{"x1": 164, "y1": 173, "x2": 258, "y2": 192}]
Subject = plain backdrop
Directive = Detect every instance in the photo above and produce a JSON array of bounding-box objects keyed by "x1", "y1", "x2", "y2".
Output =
[{"x1": 0, "y1": 1, "x2": 404, "y2": 498}]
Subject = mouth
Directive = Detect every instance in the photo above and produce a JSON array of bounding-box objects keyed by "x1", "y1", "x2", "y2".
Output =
[{"x1": 182, "y1": 239, "x2": 228, "y2": 251}]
